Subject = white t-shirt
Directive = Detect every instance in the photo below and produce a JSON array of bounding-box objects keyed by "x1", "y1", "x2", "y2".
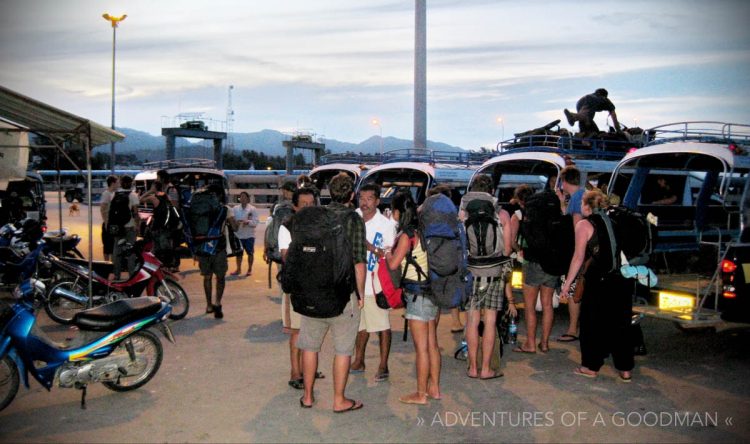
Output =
[
  {"x1": 100, "y1": 189, "x2": 115, "y2": 223},
  {"x1": 356, "y1": 208, "x2": 398, "y2": 297},
  {"x1": 231, "y1": 203, "x2": 259, "y2": 239},
  {"x1": 278, "y1": 224, "x2": 291, "y2": 252}
]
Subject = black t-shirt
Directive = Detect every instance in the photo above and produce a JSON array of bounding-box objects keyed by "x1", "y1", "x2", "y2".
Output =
[{"x1": 576, "y1": 93, "x2": 615, "y2": 113}]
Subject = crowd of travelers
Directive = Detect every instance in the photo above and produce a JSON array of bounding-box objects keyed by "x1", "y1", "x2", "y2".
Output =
[{"x1": 98, "y1": 164, "x2": 644, "y2": 413}]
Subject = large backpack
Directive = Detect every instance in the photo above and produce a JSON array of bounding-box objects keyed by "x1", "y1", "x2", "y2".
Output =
[
  {"x1": 280, "y1": 206, "x2": 356, "y2": 318},
  {"x1": 151, "y1": 194, "x2": 181, "y2": 231},
  {"x1": 417, "y1": 194, "x2": 473, "y2": 309},
  {"x1": 107, "y1": 191, "x2": 133, "y2": 236},
  {"x1": 264, "y1": 201, "x2": 294, "y2": 264},
  {"x1": 588, "y1": 206, "x2": 656, "y2": 274},
  {"x1": 183, "y1": 189, "x2": 227, "y2": 256},
  {"x1": 520, "y1": 189, "x2": 574, "y2": 276},
  {"x1": 464, "y1": 196, "x2": 506, "y2": 277}
]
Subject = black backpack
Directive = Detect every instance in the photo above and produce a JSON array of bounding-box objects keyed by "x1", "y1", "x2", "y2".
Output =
[
  {"x1": 464, "y1": 197, "x2": 506, "y2": 277},
  {"x1": 280, "y1": 206, "x2": 356, "y2": 318},
  {"x1": 151, "y1": 195, "x2": 182, "y2": 232},
  {"x1": 520, "y1": 189, "x2": 574, "y2": 276},
  {"x1": 108, "y1": 191, "x2": 132, "y2": 236},
  {"x1": 264, "y1": 201, "x2": 294, "y2": 264},
  {"x1": 588, "y1": 206, "x2": 656, "y2": 274},
  {"x1": 183, "y1": 189, "x2": 226, "y2": 256}
]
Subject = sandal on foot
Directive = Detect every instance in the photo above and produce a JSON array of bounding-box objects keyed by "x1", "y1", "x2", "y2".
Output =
[
  {"x1": 557, "y1": 334, "x2": 579, "y2": 342},
  {"x1": 480, "y1": 371, "x2": 504, "y2": 380},
  {"x1": 315, "y1": 371, "x2": 325, "y2": 379},
  {"x1": 374, "y1": 371, "x2": 389, "y2": 382},
  {"x1": 299, "y1": 397, "x2": 313, "y2": 408},
  {"x1": 334, "y1": 399, "x2": 363, "y2": 413},
  {"x1": 288, "y1": 378, "x2": 304, "y2": 390},
  {"x1": 512, "y1": 346, "x2": 536, "y2": 354},
  {"x1": 618, "y1": 371, "x2": 632, "y2": 383},
  {"x1": 574, "y1": 367, "x2": 597, "y2": 378},
  {"x1": 538, "y1": 342, "x2": 550, "y2": 353}
]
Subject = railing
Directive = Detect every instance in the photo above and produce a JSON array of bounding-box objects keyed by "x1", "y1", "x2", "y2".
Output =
[
  {"x1": 319, "y1": 153, "x2": 384, "y2": 165},
  {"x1": 496, "y1": 134, "x2": 638, "y2": 160},
  {"x1": 379, "y1": 149, "x2": 490, "y2": 166},
  {"x1": 645, "y1": 121, "x2": 750, "y2": 146},
  {"x1": 141, "y1": 158, "x2": 217, "y2": 170}
]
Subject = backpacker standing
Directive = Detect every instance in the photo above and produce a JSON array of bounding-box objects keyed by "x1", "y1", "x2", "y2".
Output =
[
  {"x1": 99, "y1": 174, "x2": 118, "y2": 262},
  {"x1": 140, "y1": 180, "x2": 178, "y2": 269},
  {"x1": 188, "y1": 183, "x2": 229, "y2": 319},
  {"x1": 157, "y1": 169, "x2": 181, "y2": 272},
  {"x1": 385, "y1": 190, "x2": 441, "y2": 404},
  {"x1": 459, "y1": 174, "x2": 512, "y2": 380},
  {"x1": 294, "y1": 172, "x2": 366, "y2": 412},
  {"x1": 561, "y1": 190, "x2": 634, "y2": 381},
  {"x1": 556, "y1": 166, "x2": 584, "y2": 344},
  {"x1": 108, "y1": 175, "x2": 139, "y2": 280}
]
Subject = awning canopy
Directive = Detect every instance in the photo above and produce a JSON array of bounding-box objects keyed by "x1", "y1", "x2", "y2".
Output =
[{"x1": 0, "y1": 84, "x2": 124, "y2": 147}]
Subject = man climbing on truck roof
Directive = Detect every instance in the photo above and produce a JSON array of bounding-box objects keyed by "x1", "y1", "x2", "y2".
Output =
[{"x1": 564, "y1": 88, "x2": 621, "y2": 138}]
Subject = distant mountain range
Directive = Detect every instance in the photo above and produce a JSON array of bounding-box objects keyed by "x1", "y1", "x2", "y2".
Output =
[{"x1": 100, "y1": 128, "x2": 467, "y2": 162}]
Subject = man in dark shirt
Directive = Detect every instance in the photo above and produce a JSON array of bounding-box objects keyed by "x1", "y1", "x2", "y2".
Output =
[
  {"x1": 564, "y1": 88, "x2": 621, "y2": 137},
  {"x1": 297, "y1": 172, "x2": 366, "y2": 412}
]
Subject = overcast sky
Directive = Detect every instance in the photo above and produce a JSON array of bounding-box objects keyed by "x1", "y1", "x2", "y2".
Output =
[{"x1": 1, "y1": 0, "x2": 749, "y2": 150}]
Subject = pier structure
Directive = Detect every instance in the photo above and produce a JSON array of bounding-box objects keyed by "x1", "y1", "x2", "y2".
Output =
[{"x1": 162, "y1": 127, "x2": 227, "y2": 169}]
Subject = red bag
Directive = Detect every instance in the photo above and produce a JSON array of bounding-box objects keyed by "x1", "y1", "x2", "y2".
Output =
[{"x1": 374, "y1": 257, "x2": 404, "y2": 309}]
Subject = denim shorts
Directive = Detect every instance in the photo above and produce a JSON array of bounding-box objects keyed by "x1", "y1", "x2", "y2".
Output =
[
  {"x1": 404, "y1": 293, "x2": 439, "y2": 322},
  {"x1": 239, "y1": 237, "x2": 255, "y2": 255},
  {"x1": 523, "y1": 260, "x2": 559, "y2": 288}
]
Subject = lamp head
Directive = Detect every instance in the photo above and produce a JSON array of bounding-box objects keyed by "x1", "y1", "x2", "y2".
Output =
[{"x1": 103, "y1": 13, "x2": 127, "y2": 27}]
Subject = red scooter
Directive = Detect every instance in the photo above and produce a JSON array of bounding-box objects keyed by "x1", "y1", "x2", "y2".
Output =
[{"x1": 44, "y1": 239, "x2": 189, "y2": 324}]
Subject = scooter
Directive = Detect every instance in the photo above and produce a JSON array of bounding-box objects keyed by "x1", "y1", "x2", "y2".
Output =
[
  {"x1": 0, "y1": 278, "x2": 175, "y2": 411},
  {"x1": 42, "y1": 228, "x2": 84, "y2": 258},
  {"x1": 0, "y1": 220, "x2": 45, "y2": 288},
  {"x1": 44, "y1": 239, "x2": 189, "y2": 324}
]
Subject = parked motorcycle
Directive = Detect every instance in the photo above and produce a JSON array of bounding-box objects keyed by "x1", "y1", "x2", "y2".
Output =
[
  {"x1": 0, "y1": 278, "x2": 175, "y2": 411},
  {"x1": 45, "y1": 240, "x2": 189, "y2": 323},
  {"x1": 42, "y1": 228, "x2": 84, "y2": 258},
  {"x1": 0, "y1": 220, "x2": 46, "y2": 288}
]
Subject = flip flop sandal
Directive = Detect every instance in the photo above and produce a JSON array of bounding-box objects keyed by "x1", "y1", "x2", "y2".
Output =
[
  {"x1": 574, "y1": 367, "x2": 597, "y2": 378},
  {"x1": 374, "y1": 371, "x2": 389, "y2": 382},
  {"x1": 556, "y1": 334, "x2": 579, "y2": 342},
  {"x1": 334, "y1": 399, "x2": 363, "y2": 413},
  {"x1": 299, "y1": 397, "x2": 313, "y2": 408},
  {"x1": 288, "y1": 378, "x2": 304, "y2": 390},
  {"x1": 512, "y1": 347, "x2": 536, "y2": 354},
  {"x1": 480, "y1": 372, "x2": 504, "y2": 380}
]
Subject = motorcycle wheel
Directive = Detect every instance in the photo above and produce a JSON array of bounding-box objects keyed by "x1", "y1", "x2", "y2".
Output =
[
  {"x1": 155, "y1": 278, "x2": 189, "y2": 320},
  {"x1": 102, "y1": 330, "x2": 163, "y2": 392},
  {"x1": 45, "y1": 280, "x2": 88, "y2": 324},
  {"x1": 0, "y1": 356, "x2": 20, "y2": 412},
  {"x1": 64, "y1": 193, "x2": 74, "y2": 203}
]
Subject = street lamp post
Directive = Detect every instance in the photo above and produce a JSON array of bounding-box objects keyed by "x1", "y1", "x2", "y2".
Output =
[
  {"x1": 372, "y1": 119, "x2": 383, "y2": 156},
  {"x1": 103, "y1": 13, "x2": 126, "y2": 173},
  {"x1": 496, "y1": 117, "x2": 505, "y2": 142}
]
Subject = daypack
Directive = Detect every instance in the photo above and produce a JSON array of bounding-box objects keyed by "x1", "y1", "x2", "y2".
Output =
[
  {"x1": 183, "y1": 189, "x2": 227, "y2": 256},
  {"x1": 280, "y1": 206, "x2": 356, "y2": 318},
  {"x1": 264, "y1": 201, "x2": 294, "y2": 264},
  {"x1": 417, "y1": 194, "x2": 473, "y2": 309},
  {"x1": 374, "y1": 257, "x2": 404, "y2": 310},
  {"x1": 107, "y1": 191, "x2": 133, "y2": 236},
  {"x1": 464, "y1": 196, "x2": 506, "y2": 277},
  {"x1": 520, "y1": 189, "x2": 574, "y2": 276}
]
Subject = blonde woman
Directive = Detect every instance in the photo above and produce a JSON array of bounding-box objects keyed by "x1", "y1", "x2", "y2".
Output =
[{"x1": 561, "y1": 190, "x2": 634, "y2": 382}]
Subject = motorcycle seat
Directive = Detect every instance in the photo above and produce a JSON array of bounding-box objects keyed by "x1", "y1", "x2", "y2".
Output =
[{"x1": 72, "y1": 296, "x2": 162, "y2": 331}]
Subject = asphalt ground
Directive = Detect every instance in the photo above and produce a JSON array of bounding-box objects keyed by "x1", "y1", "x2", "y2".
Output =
[{"x1": 0, "y1": 195, "x2": 748, "y2": 443}]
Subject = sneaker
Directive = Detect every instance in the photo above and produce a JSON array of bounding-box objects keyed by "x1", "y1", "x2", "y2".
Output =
[
  {"x1": 214, "y1": 305, "x2": 223, "y2": 319},
  {"x1": 564, "y1": 109, "x2": 575, "y2": 126}
]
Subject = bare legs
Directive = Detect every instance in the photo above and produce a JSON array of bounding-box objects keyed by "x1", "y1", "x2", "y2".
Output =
[
  {"x1": 351, "y1": 330, "x2": 391, "y2": 377},
  {"x1": 466, "y1": 308, "x2": 499, "y2": 378},
  {"x1": 520, "y1": 284, "x2": 555, "y2": 352},
  {"x1": 301, "y1": 350, "x2": 356, "y2": 411},
  {"x1": 400, "y1": 319, "x2": 441, "y2": 404}
]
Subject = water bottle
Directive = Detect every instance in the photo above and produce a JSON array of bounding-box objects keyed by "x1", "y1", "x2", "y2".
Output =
[{"x1": 508, "y1": 316, "x2": 518, "y2": 345}]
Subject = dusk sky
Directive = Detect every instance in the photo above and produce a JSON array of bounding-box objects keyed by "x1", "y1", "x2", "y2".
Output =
[{"x1": 1, "y1": 0, "x2": 749, "y2": 150}]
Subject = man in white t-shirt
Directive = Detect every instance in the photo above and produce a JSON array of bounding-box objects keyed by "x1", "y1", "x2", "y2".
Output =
[
  {"x1": 278, "y1": 186, "x2": 320, "y2": 390},
  {"x1": 349, "y1": 184, "x2": 397, "y2": 382},
  {"x1": 229, "y1": 191, "x2": 259, "y2": 276}
]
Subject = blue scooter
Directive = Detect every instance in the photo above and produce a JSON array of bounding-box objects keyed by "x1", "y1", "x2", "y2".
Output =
[{"x1": 0, "y1": 279, "x2": 175, "y2": 411}]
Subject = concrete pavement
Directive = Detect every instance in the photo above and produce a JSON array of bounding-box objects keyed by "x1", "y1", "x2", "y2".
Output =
[{"x1": 0, "y1": 196, "x2": 748, "y2": 442}]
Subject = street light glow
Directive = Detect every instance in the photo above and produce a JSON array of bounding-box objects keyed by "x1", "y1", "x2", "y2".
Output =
[
  {"x1": 102, "y1": 13, "x2": 127, "y2": 27},
  {"x1": 371, "y1": 118, "x2": 383, "y2": 156}
]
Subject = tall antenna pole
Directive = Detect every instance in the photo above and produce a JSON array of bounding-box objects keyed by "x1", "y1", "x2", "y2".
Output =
[{"x1": 414, "y1": 0, "x2": 427, "y2": 149}]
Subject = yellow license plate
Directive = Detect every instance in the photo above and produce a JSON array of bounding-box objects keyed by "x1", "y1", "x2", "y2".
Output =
[
  {"x1": 658, "y1": 291, "x2": 695, "y2": 310},
  {"x1": 511, "y1": 271, "x2": 523, "y2": 289}
]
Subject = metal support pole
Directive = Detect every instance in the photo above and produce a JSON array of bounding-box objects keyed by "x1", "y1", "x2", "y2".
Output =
[
  {"x1": 414, "y1": 0, "x2": 427, "y2": 149},
  {"x1": 110, "y1": 25, "x2": 117, "y2": 173}
]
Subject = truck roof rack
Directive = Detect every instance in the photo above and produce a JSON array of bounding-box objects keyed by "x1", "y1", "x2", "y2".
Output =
[
  {"x1": 142, "y1": 158, "x2": 217, "y2": 170},
  {"x1": 319, "y1": 153, "x2": 384, "y2": 165},
  {"x1": 380, "y1": 149, "x2": 490, "y2": 166},
  {"x1": 644, "y1": 121, "x2": 750, "y2": 147}
]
